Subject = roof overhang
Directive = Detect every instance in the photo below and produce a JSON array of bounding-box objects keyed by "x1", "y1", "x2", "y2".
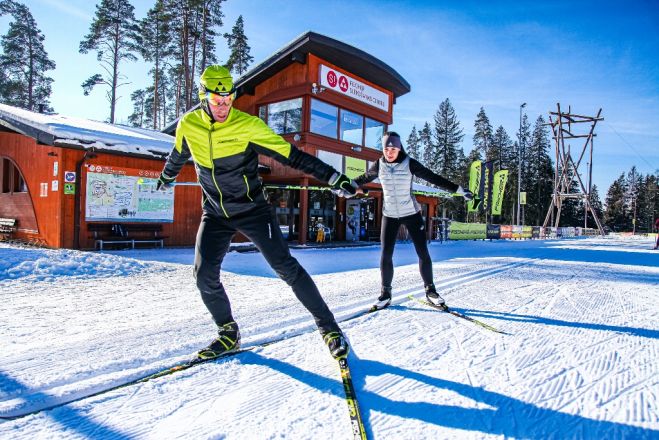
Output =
[
  {"x1": 238, "y1": 31, "x2": 410, "y2": 98},
  {"x1": 163, "y1": 31, "x2": 410, "y2": 135}
]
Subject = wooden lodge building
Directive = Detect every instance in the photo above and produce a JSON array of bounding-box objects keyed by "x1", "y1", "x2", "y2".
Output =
[{"x1": 0, "y1": 31, "x2": 447, "y2": 249}]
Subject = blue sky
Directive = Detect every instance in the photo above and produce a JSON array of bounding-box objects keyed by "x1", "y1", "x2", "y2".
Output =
[{"x1": 4, "y1": 0, "x2": 659, "y2": 194}]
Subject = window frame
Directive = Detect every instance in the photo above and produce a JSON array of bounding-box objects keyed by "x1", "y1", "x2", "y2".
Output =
[{"x1": 259, "y1": 97, "x2": 304, "y2": 135}]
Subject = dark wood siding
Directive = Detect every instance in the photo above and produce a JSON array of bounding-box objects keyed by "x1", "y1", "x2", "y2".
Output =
[
  {"x1": 0, "y1": 132, "x2": 202, "y2": 249},
  {"x1": 0, "y1": 133, "x2": 58, "y2": 246}
]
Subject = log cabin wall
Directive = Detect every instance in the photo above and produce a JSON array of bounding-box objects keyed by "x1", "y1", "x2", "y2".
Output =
[
  {"x1": 0, "y1": 131, "x2": 201, "y2": 249},
  {"x1": 0, "y1": 132, "x2": 61, "y2": 246}
]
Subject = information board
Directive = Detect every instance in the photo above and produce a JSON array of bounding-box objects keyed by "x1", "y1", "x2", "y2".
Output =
[{"x1": 85, "y1": 165, "x2": 174, "y2": 222}]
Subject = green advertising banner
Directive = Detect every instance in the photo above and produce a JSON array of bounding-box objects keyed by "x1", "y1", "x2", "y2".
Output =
[
  {"x1": 491, "y1": 170, "x2": 509, "y2": 215},
  {"x1": 482, "y1": 161, "x2": 493, "y2": 214},
  {"x1": 344, "y1": 156, "x2": 366, "y2": 180},
  {"x1": 449, "y1": 221, "x2": 487, "y2": 240},
  {"x1": 467, "y1": 160, "x2": 482, "y2": 212}
]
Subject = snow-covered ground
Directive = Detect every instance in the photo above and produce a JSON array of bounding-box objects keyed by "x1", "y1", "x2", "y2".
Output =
[{"x1": 1, "y1": 236, "x2": 657, "y2": 439}]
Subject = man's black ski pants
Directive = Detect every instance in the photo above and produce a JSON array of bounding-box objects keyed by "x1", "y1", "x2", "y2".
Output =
[{"x1": 194, "y1": 204, "x2": 338, "y2": 332}]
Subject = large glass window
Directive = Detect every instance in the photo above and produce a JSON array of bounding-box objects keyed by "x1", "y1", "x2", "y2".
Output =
[
  {"x1": 267, "y1": 188, "x2": 299, "y2": 241},
  {"x1": 340, "y1": 109, "x2": 363, "y2": 145},
  {"x1": 365, "y1": 118, "x2": 385, "y2": 150},
  {"x1": 310, "y1": 99, "x2": 338, "y2": 139},
  {"x1": 264, "y1": 98, "x2": 302, "y2": 134},
  {"x1": 308, "y1": 190, "x2": 337, "y2": 242}
]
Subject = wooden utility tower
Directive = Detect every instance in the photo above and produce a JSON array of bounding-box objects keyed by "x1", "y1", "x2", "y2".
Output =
[{"x1": 543, "y1": 104, "x2": 605, "y2": 234}]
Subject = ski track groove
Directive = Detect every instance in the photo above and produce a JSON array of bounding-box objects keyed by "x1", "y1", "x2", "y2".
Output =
[
  {"x1": 452, "y1": 326, "x2": 490, "y2": 435},
  {"x1": 2, "y1": 239, "x2": 658, "y2": 439}
]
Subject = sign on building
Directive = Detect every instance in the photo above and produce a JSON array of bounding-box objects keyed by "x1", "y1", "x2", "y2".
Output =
[
  {"x1": 319, "y1": 64, "x2": 389, "y2": 112},
  {"x1": 345, "y1": 156, "x2": 366, "y2": 179}
]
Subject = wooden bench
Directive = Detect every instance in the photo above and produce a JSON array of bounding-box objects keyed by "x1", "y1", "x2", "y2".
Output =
[
  {"x1": 0, "y1": 218, "x2": 17, "y2": 240},
  {"x1": 88, "y1": 223, "x2": 168, "y2": 250}
]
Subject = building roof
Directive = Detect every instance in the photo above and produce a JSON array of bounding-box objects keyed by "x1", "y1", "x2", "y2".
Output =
[
  {"x1": 240, "y1": 31, "x2": 410, "y2": 97},
  {"x1": 163, "y1": 31, "x2": 410, "y2": 134},
  {"x1": 0, "y1": 103, "x2": 173, "y2": 159}
]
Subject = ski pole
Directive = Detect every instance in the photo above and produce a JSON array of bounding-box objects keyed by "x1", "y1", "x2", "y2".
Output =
[{"x1": 136, "y1": 178, "x2": 200, "y2": 186}]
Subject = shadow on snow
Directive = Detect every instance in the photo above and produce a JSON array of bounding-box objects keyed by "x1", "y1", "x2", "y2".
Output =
[
  {"x1": 239, "y1": 351, "x2": 658, "y2": 439},
  {"x1": 0, "y1": 371, "x2": 132, "y2": 439},
  {"x1": 457, "y1": 308, "x2": 659, "y2": 340}
]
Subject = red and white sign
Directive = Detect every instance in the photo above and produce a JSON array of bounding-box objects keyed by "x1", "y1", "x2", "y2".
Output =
[{"x1": 319, "y1": 65, "x2": 389, "y2": 112}]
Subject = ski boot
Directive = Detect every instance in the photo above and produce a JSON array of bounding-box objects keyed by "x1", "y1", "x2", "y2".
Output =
[
  {"x1": 197, "y1": 321, "x2": 241, "y2": 360},
  {"x1": 370, "y1": 286, "x2": 392, "y2": 312},
  {"x1": 425, "y1": 284, "x2": 447, "y2": 309},
  {"x1": 320, "y1": 326, "x2": 349, "y2": 360}
]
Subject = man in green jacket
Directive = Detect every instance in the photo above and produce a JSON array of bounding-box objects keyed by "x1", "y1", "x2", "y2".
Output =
[{"x1": 158, "y1": 65, "x2": 356, "y2": 360}]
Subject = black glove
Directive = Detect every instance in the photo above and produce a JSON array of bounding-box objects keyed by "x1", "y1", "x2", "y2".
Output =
[
  {"x1": 156, "y1": 173, "x2": 176, "y2": 191},
  {"x1": 329, "y1": 172, "x2": 357, "y2": 195},
  {"x1": 456, "y1": 185, "x2": 473, "y2": 201}
]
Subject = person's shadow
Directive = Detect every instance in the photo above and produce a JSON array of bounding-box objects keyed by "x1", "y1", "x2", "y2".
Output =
[{"x1": 238, "y1": 350, "x2": 657, "y2": 439}]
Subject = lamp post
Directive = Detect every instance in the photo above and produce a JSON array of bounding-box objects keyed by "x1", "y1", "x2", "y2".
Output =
[{"x1": 517, "y1": 102, "x2": 526, "y2": 226}]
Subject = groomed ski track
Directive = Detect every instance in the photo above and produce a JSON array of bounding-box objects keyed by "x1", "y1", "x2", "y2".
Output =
[{"x1": 1, "y1": 237, "x2": 658, "y2": 439}]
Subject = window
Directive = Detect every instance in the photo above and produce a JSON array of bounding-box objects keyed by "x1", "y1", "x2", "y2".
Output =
[
  {"x1": 264, "y1": 98, "x2": 302, "y2": 134},
  {"x1": 1, "y1": 158, "x2": 27, "y2": 193},
  {"x1": 340, "y1": 109, "x2": 363, "y2": 145},
  {"x1": 310, "y1": 98, "x2": 338, "y2": 139},
  {"x1": 365, "y1": 118, "x2": 385, "y2": 150},
  {"x1": 317, "y1": 150, "x2": 343, "y2": 172}
]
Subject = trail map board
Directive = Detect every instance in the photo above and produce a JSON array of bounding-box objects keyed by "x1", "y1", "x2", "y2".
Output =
[{"x1": 85, "y1": 165, "x2": 174, "y2": 222}]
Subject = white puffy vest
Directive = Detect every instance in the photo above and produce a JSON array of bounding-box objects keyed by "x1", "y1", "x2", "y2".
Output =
[{"x1": 378, "y1": 156, "x2": 421, "y2": 218}]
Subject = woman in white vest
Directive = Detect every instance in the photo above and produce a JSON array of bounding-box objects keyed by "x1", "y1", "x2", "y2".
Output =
[{"x1": 353, "y1": 132, "x2": 472, "y2": 310}]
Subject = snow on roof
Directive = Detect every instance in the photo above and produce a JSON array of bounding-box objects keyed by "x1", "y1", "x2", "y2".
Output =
[{"x1": 0, "y1": 103, "x2": 173, "y2": 158}]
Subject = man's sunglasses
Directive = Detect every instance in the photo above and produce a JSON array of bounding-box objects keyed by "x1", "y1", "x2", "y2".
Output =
[{"x1": 206, "y1": 91, "x2": 235, "y2": 105}]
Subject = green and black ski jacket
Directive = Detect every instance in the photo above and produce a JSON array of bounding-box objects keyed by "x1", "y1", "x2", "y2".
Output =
[{"x1": 162, "y1": 107, "x2": 337, "y2": 218}]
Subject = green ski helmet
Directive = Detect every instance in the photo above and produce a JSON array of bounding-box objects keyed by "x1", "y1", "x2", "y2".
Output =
[{"x1": 198, "y1": 65, "x2": 235, "y2": 101}]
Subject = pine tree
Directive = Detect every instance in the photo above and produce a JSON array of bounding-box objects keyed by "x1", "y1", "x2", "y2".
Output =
[
  {"x1": 512, "y1": 113, "x2": 531, "y2": 224},
  {"x1": 79, "y1": 0, "x2": 141, "y2": 123},
  {"x1": 559, "y1": 179, "x2": 581, "y2": 227},
  {"x1": 526, "y1": 115, "x2": 554, "y2": 225},
  {"x1": 128, "y1": 88, "x2": 149, "y2": 127},
  {"x1": 199, "y1": 0, "x2": 225, "y2": 71},
  {"x1": 0, "y1": 0, "x2": 55, "y2": 111},
  {"x1": 625, "y1": 166, "x2": 643, "y2": 233},
  {"x1": 432, "y1": 98, "x2": 464, "y2": 181},
  {"x1": 406, "y1": 125, "x2": 423, "y2": 183},
  {"x1": 166, "y1": 0, "x2": 226, "y2": 114},
  {"x1": 224, "y1": 15, "x2": 253, "y2": 75},
  {"x1": 138, "y1": 0, "x2": 174, "y2": 129},
  {"x1": 489, "y1": 125, "x2": 511, "y2": 166},
  {"x1": 638, "y1": 173, "x2": 658, "y2": 232},
  {"x1": 587, "y1": 185, "x2": 604, "y2": 229},
  {"x1": 473, "y1": 107, "x2": 493, "y2": 158},
  {"x1": 406, "y1": 125, "x2": 421, "y2": 161},
  {"x1": 419, "y1": 122, "x2": 433, "y2": 170},
  {"x1": 604, "y1": 173, "x2": 627, "y2": 232}
]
